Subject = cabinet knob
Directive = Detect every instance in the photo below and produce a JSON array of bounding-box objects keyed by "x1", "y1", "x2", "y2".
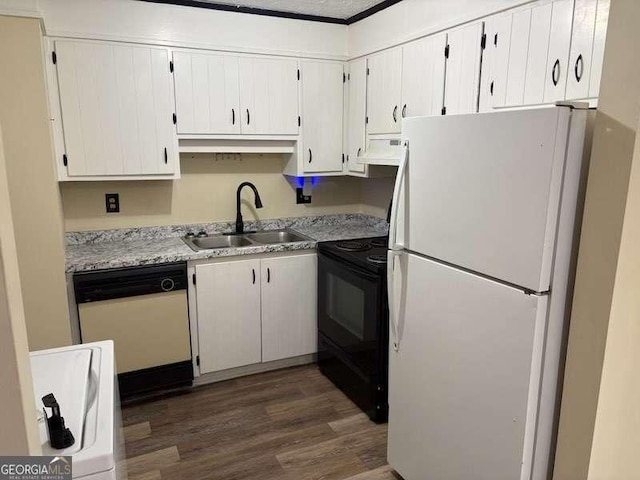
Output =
[{"x1": 574, "y1": 54, "x2": 584, "y2": 82}]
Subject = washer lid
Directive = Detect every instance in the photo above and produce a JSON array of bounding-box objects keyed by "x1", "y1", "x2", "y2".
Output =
[{"x1": 30, "y1": 348, "x2": 92, "y2": 455}]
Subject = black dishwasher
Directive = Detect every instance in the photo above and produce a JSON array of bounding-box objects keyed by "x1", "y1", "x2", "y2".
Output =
[{"x1": 74, "y1": 263, "x2": 193, "y2": 398}]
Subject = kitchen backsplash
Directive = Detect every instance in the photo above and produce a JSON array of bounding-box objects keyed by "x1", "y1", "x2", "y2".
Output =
[{"x1": 60, "y1": 154, "x2": 369, "y2": 232}]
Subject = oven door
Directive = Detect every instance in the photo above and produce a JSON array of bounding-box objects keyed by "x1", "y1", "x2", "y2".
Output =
[{"x1": 318, "y1": 252, "x2": 385, "y2": 376}]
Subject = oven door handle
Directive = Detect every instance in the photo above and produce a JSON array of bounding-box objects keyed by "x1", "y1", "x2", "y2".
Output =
[
  {"x1": 388, "y1": 250, "x2": 403, "y2": 352},
  {"x1": 389, "y1": 141, "x2": 408, "y2": 251}
]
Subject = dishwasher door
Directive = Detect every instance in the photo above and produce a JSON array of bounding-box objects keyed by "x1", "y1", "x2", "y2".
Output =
[
  {"x1": 79, "y1": 290, "x2": 190, "y2": 374},
  {"x1": 74, "y1": 263, "x2": 193, "y2": 397}
]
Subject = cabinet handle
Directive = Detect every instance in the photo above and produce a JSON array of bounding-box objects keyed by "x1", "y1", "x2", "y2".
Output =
[
  {"x1": 402, "y1": 104, "x2": 407, "y2": 118},
  {"x1": 552, "y1": 59, "x2": 560, "y2": 86},
  {"x1": 392, "y1": 105, "x2": 398, "y2": 123},
  {"x1": 164, "y1": 147, "x2": 168, "y2": 164},
  {"x1": 357, "y1": 147, "x2": 362, "y2": 157},
  {"x1": 309, "y1": 148, "x2": 312, "y2": 163},
  {"x1": 246, "y1": 109, "x2": 250, "y2": 125},
  {"x1": 575, "y1": 54, "x2": 584, "y2": 82},
  {"x1": 232, "y1": 108, "x2": 235, "y2": 125},
  {"x1": 267, "y1": 267, "x2": 270, "y2": 283},
  {"x1": 490, "y1": 81, "x2": 494, "y2": 96},
  {"x1": 252, "y1": 268, "x2": 256, "y2": 284}
]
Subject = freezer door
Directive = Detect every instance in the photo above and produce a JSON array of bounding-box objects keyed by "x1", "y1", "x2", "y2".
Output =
[
  {"x1": 401, "y1": 106, "x2": 573, "y2": 292},
  {"x1": 387, "y1": 253, "x2": 549, "y2": 480}
]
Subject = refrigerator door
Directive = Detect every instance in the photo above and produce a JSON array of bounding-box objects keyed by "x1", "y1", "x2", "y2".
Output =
[
  {"x1": 387, "y1": 252, "x2": 548, "y2": 480},
  {"x1": 401, "y1": 106, "x2": 572, "y2": 292}
]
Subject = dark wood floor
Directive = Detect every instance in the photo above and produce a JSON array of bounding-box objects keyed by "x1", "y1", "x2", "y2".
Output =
[{"x1": 122, "y1": 364, "x2": 396, "y2": 480}]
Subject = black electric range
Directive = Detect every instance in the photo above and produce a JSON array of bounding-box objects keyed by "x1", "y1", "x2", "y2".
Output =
[{"x1": 316, "y1": 236, "x2": 389, "y2": 422}]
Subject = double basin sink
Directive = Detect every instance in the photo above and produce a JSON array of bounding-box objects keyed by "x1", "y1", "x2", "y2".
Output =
[{"x1": 182, "y1": 229, "x2": 311, "y2": 252}]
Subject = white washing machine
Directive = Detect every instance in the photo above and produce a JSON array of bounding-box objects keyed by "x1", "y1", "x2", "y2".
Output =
[{"x1": 30, "y1": 340, "x2": 126, "y2": 480}]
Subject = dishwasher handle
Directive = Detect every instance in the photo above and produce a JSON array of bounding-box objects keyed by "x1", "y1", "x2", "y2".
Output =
[{"x1": 74, "y1": 263, "x2": 187, "y2": 303}]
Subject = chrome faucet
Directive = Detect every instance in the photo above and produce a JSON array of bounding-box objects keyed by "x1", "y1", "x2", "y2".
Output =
[{"x1": 235, "y1": 182, "x2": 263, "y2": 234}]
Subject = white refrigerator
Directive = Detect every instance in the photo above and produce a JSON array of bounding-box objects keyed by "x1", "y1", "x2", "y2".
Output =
[{"x1": 386, "y1": 105, "x2": 588, "y2": 480}]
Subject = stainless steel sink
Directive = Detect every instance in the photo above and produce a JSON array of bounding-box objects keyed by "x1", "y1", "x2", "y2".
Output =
[
  {"x1": 246, "y1": 229, "x2": 310, "y2": 244},
  {"x1": 181, "y1": 229, "x2": 311, "y2": 251},
  {"x1": 183, "y1": 235, "x2": 254, "y2": 251}
]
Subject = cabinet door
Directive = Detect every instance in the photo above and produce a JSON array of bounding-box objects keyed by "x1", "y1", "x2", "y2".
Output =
[
  {"x1": 588, "y1": 0, "x2": 610, "y2": 98},
  {"x1": 565, "y1": 0, "x2": 597, "y2": 99},
  {"x1": 301, "y1": 61, "x2": 344, "y2": 173},
  {"x1": 261, "y1": 254, "x2": 317, "y2": 363},
  {"x1": 55, "y1": 40, "x2": 176, "y2": 177},
  {"x1": 401, "y1": 33, "x2": 447, "y2": 118},
  {"x1": 238, "y1": 57, "x2": 299, "y2": 135},
  {"x1": 523, "y1": 2, "x2": 553, "y2": 105},
  {"x1": 366, "y1": 48, "x2": 402, "y2": 134},
  {"x1": 196, "y1": 259, "x2": 262, "y2": 373},
  {"x1": 479, "y1": 14, "x2": 512, "y2": 111},
  {"x1": 346, "y1": 58, "x2": 367, "y2": 174},
  {"x1": 173, "y1": 52, "x2": 240, "y2": 134},
  {"x1": 543, "y1": 0, "x2": 575, "y2": 103},
  {"x1": 444, "y1": 22, "x2": 484, "y2": 115},
  {"x1": 504, "y1": 8, "x2": 532, "y2": 106}
]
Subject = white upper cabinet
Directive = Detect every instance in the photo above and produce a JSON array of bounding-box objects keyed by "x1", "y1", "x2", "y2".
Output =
[
  {"x1": 444, "y1": 22, "x2": 484, "y2": 115},
  {"x1": 300, "y1": 61, "x2": 344, "y2": 173},
  {"x1": 366, "y1": 48, "x2": 403, "y2": 134},
  {"x1": 543, "y1": 0, "x2": 575, "y2": 103},
  {"x1": 523, "y1": 2, "x2": 554, "y2": 105},
  {"x1": 346, "y1": 58, "x2": 367, "y2": 175},
  {"x1": 401, "y1": 33, "x2": 447, "y2": 118},
  {"x1": 238, "y1": 57, "x2": 299, "y2": 135},
  {"x1": 261, "y1": 254, "x2": 317, "y2": 363},
  {"x1": 173, "y1": 52, "x2": 240, "y2": 135},
  {"x1": 479, "y1": 13, "x2": 512, "y2": 111},
  {"x1": 54, "y1": 40, "x2": 178, "y2": 179},
  {"x1": 504, "y1": 8, "x2": 533, "y2": 106},
  {"x1": 588, "y1": 0, "x2": 609, "y2": 98},
  {"x1": 566, "y1": 0, "x2": 610, "y2": 99}
]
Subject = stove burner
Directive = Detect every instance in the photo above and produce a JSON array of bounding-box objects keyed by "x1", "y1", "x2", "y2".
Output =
[
  {"x1": 367, "y1": 254, "x2": 388, "y2": 264},
  {"x1": 370, "y1": 238, "x2": 388, "y2": 248},
  {"x1": 335, "y1": 241, "x2": 371, "y2": 252}
]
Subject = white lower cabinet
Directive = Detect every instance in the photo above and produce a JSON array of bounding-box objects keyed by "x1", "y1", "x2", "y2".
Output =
[
  {"x1": 261, "y1": 254, "x2": 317, "y2": 362},
  {"x1": 194, "y1": 253, "x2": 317, "y2": 375},
  {"x1": 195, "y1": 258, "x2": 262, "y2": 374}
]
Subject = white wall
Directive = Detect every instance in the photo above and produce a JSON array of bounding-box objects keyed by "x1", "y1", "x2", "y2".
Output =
[
  {"x1": 348, "y1": 0, "x2": 533, "y2": 57},
  {"x1": 0, "y1": 126, "x2": 41, "y2": 456},
  {"x1": 34, "y1": 0, "x2": 348, "y2": 59}
]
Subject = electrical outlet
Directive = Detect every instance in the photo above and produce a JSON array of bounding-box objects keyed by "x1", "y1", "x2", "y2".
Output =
[
  {"x1": 296, "y1": 187, "x2": 311, "y2": 204},
  {"x1": 105, "y1": 193, "x2": 120, "y2": 213}
]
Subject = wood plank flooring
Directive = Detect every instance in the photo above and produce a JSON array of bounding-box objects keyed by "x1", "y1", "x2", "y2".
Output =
[{"x1": 122, "y1": 364, "x2": 398, "y2": 480}]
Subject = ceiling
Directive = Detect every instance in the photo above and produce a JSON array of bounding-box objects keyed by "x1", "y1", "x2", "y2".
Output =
[{"x1": 156, "y1": 0, "x2": 395, "y2": 22}]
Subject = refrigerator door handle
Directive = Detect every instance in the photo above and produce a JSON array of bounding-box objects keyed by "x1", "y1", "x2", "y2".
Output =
[
  {"x1": 389, "y1": 141, "x2": 409, "y2": 250},
  {"x1": 388, "y1": 250, "x2": 403, "y2": 352}
]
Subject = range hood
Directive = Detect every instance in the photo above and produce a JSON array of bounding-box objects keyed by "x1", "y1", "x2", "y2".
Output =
[
  {"x1": 178, "y1": 135, "x2": 297, "y2": 154},
  {"x1": 356, "y1": 136, "x2": 403, "y2": 166}
]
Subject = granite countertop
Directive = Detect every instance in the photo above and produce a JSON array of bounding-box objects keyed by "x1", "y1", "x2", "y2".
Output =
[{"x1": 65, "y1": 214, "x2": 389, "y2": 273}]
